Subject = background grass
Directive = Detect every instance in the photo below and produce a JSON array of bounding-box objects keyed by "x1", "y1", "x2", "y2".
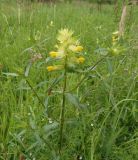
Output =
[{"x1": 0, "y1": 1, "x2": 138, "y2": 160}]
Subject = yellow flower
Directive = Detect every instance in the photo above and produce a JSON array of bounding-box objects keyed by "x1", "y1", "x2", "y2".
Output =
[
  {"x1": 112, "y1": 31, "x2": 119, "y2": 36},
  {"x1": 68, "y1": 45, "x2": 77, "y2": 52},
  {"x1": 69, "y1": 45, "x2": 83, "y2": 52},
  {"x1": 112, "y1": 36, "x2": 118, "y2": 44},
  {"x1": 112, "y1": 31, "x2": 119, "y2": 43},
  {"x1": 47, "y1": 65, "x2": 62, "y2": 72},
  {"x1": 77, "y1": 57, "x2": 85, "y2": 64},
  {"x1": 112, "y1": 37, "x2": 116, "y2": 42},
  {"x1": 57, "y1": 29, "x2": 73, "y2": 44},
  {"x1": 47, "y1": 66, "x2": 58, "y2": 72},
  {"x1": 75, "y1": 46, "x2": 83, "y2": 52},
  {"x1": 49, "y1": 51, "x2": 59, "y2": 58}
]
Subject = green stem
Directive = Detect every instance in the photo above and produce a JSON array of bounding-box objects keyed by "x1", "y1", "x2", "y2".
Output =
[
  {"x1": 59, "y1": 56, "x2": 67, "y2": 153},
  {"x1": 67, "y1": 56, "x2": 106, "y2": 93},
  {"x1": 25, "y1": 79, "x2": 59, "y2": 122},
  {"x1": 26, "y1": 79, "x2": 46, "y2": 109}
]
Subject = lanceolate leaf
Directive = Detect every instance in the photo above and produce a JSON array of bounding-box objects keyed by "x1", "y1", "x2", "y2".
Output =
[
  {"x1": 2, "y1": 72, "x2": 19, "y2": 77},
  {"x1": 65, "y1": 93, "x2": 87, "y2": 109},
  {"x1": 43, "y1": 122, "x2": 59, "y2": 133},
  {"x1": 65, "y1": 93, "x2": 80, "y2": 108}
]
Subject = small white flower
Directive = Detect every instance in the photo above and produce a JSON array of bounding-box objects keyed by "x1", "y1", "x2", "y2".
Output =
[
  {"x1": 48, "y1": 118, "x2": 53, "y2": 124},
  {"x1": 91, "y1": 123, "x2": 94, "y2": 127}
]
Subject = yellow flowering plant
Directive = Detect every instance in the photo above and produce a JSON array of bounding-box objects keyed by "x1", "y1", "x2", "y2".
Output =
[
  {"x1": 46, "y1": 29, "x2": 85, "y2": 73},
  {"x1": 45, "y1": 29, "x2": 86, "y2": 153},
  {"x1": 45, "y1": 29, "x2": 126, "y2": 154},
  {"x1": 23, "y1": 28, "x2": 126, "y2": 157},
  {"x1": 95, "y1": 30, "x2": 126, "y2": 57},
  {"x1": 108, "y1": 30, "x2": 126, "y2": 56}
]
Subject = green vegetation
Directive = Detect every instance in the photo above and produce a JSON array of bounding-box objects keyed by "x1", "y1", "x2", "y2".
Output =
[{"x1": 0, "y1": 1, "x2": 138, "y2": 160}]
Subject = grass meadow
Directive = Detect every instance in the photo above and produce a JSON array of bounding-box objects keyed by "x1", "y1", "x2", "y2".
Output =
[{"x1": 0, "y1": 1, "x2": 138, "y2": 160}]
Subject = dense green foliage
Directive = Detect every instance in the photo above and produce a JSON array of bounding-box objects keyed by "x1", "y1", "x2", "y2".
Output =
[{"x1": 0, "y1": 1, "x2": 138, "y2": 160}]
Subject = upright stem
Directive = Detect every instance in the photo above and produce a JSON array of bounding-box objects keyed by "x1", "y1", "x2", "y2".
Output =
[
  {"x1": 59, "y1": 56, "x2": 67, "y2": 153},
  {"x1": 26, "y1": 79, "x2": 46, "y2": 109}
]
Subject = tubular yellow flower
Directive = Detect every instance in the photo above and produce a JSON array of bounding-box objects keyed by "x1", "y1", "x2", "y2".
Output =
[
  {"x1": 112, "y1": 31, "x2": 119, "y2": 44},
  {"x1": 57, "y1": 29, "x2": 73, "y2": 43},
  {"x1": 112, "y1": 37, "x2": 116, "y2": 42},
  {"x1": 75, "y1": 46, "x2": 83, "y2": 52},
  {"x1": 112, "y1": 37, "x2": 117, "y2": 44},
  {"x1": 77, "y1": 57, "x2": 85, "y2": 64},
  {"x1": 47, "y1": 66, "x2": 58, "y2": 72},
  {"x1": 49, "y1": 51, "x2": 59, "y2": 58}
]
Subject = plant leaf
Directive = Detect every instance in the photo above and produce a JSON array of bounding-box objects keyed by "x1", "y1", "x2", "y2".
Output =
[
  {"x1": 2, "y1": 72, "x2": 19, "y2": 77},
  {"x1": 24, "y1": 62, "x2": 32, "y2": 77},
  {"x1": 43, "y1": 122, "x2": 59, "y2": 133},
  {"x1": 65, "y1": 93, "x2": 80, "y2": 108}
]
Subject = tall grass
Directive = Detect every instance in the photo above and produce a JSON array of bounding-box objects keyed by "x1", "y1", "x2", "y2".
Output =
[{"x1": 0, "y1": 1, "x2": 138, "y2": 159}]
